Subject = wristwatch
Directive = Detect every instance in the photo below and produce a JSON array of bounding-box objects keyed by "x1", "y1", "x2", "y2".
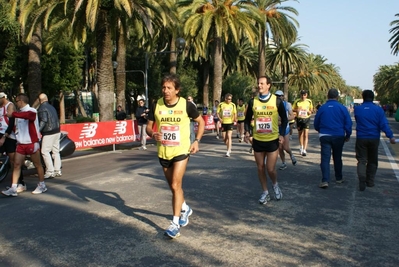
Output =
[{"x1": 194, "y1": 138, "x2": 200, "y2": 143}]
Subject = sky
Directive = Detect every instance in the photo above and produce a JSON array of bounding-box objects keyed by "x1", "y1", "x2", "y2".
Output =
[{"x1": 289, "y1": 0, "x2": 399, "y2": 90}]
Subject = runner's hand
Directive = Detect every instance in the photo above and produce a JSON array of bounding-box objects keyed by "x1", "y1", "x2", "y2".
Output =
[
  {"x1": 189, "y1": 141, "x2": 199, "y2": 154},
  {"x1": 152, "y1": 132, "x2": 161, "y2": 141}
]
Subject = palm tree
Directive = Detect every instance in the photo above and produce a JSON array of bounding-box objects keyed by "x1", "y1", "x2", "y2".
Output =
[
  {"x1": 66, "y1": 0, "x2": 167, "y2": 121},
  {"x1": 266, "y1": 38, "x2": 308, "y2": 99},
  {"x1": 242, "y1": 0, "x2": 299, "y2": 78},
  {"x1": 10, "y1": 0, "x2": 47, "y2": 104},
  {"x1": 374, "y1": 64, "x2": 399, "y2": 104},
  {"x1": 179, "y1": 3, "x2": 212, "y2": 106},
  {"x1": 389, "y1": 13, "x2": 399, "y2": 56},
  {"x1": 163, "y1": 0, "x2": 183, "y2": 75},
  {"x1": 290, "y1": 54, "x2": 343, "y2": 97},
  {"x1": 11, "y1": 0, "x2": 87, "y2": 115},
  {"x1": 115, "y1": 23, "x2": 127, "y2": 111},
  {"x1": 0, "y1": 0, "x2": 21, "y2": 94},
  {"x1": 224, "y1": 38, "x2": 258, "y2": 77},
  {"x1": 180, "y1": 0, "x2": 263, "y2": 103},
  {"x1": 114, "y1": 15, "x2": 149, "y2": 113}
]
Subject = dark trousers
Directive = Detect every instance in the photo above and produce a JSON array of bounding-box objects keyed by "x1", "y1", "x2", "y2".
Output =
[
  {"x1": 319, "y1": 136, "x2": 345, "y2": 182},
  {"x1": 356, "y1": 138, "x2": 379, "y2": 185}
]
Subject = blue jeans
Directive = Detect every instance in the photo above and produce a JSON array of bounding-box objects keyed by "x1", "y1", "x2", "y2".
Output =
[{"x1": 319, "y1": 136, "x2": 345, "y2": 182}]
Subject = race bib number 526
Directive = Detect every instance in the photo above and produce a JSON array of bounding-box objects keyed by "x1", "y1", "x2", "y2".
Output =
[{"x1": 160, "y1": 125, "x2": 180, "y2": 146}]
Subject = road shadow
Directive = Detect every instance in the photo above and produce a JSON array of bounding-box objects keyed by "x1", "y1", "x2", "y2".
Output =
[{"x1": 66, "y1": 185, "x2": 167, "y2": 232}]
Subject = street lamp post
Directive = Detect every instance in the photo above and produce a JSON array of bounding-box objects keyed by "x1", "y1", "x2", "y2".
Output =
[{"x1": 144, "y1": 37, "x2": 186, "y2": 107}]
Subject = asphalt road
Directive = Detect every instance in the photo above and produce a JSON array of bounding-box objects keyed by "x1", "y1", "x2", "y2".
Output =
[{"x1": 0, "y1": 116, "x2": 398, "y2": 267}]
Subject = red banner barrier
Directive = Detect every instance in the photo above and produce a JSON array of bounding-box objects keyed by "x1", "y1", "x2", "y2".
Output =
[
  {"x1": 61, "y1": 117, "x2": 219, "y2": 150},
  {"x1": 203, "y1": 115, "x2": 216, "y2": 130},
  {"x1": 61, "y1": 120, "x2": 137, "y2": 150},
  {"x1": 193, "y1": 115, "x2": 218, "y2": 132}
]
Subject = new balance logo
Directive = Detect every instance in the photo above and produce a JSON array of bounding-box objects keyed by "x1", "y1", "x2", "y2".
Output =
[
  {"x1": 79, "y1": 123, "x2": 98, "y2": 139},
  {"x1": 113, "y1": 121, "x2": 127, "y2": 135}
]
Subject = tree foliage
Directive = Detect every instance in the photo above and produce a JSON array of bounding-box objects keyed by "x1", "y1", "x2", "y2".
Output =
[
  {"x1": 374, "y1": 63, "x2": 399, "y2": 104},
  {"x1": 0, "y1": 0, "x2": 26, "y2": 96},
  {"x1": 1, "y1": 0, "x2": 397, "y2": 121},
  {"x1": 41, "y1": 40, "x2": 85, "y2": 98},
  {"x1": 222, "y1": 73, "x2": 255, "y2": 103},
  {"x1": 389, "y1": 13, "x2": 399, "y2": 56}
]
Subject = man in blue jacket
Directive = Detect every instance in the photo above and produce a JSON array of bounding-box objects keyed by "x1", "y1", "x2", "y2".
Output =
[
  {"x1": 314, "y1": 88, "x2": 352, "y2": 189},
  {"x1": 354, "y1": 90, "x2": 396, "y2": 191}
]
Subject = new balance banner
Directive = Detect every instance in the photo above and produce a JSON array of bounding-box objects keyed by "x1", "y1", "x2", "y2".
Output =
[{"x1": 61, "y1": 120, "x2": 136, "y2": 150}]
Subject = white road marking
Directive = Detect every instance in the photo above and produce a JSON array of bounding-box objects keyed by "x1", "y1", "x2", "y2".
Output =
[{"x1": 381, "y1": 138, "x2": 399, "y2": 182}]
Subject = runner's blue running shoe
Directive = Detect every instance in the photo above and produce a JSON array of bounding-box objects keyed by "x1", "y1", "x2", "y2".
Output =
[
  {"x1": 164, "y1": 222, "x2": 180, "y2": 239},
  {"x1": 179, "y1": 206, "x2": 193, "y2": 227}
]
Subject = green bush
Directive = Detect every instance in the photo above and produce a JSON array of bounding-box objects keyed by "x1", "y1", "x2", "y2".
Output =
[{"x1": 75, "y1": 116, "x2": 95, "y2": 123}]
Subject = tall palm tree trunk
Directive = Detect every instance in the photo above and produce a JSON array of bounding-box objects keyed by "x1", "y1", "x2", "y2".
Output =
[
  {"x1": 258, "y1": 28, "x2": 266, "y2": 78},
  {"x1": 169, "y1": 35, "x2": 177, "y2": 74},
  {"x1": 116, "y1": 26, "x2": 126, "y2": 111},
  {"x1": 213, "y1": 37, "x2": 223, "y2": 103},
  {"x1": 27, "y1": 23, "x2": 42, "y2": 105},
  {"x1": 59, "y1": 91, "x2": 65, "y2": 123},
  {"x1": 83, "y1": 46, "x2": 90, "y2": 90},
  {"x1": 96, "y1": 10, "x2": 115, "y2": 122},
  {"x1": 203, "y1": 60, "x2": 210, "y2": 107},
  {"x1": 283, "y1": 75, "x2": 289, "y2": 100}
]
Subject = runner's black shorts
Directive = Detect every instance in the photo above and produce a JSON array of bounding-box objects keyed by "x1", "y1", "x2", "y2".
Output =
[
  {"x1": 221, "y1": 123, "x2": 234, "y2": 132},
  {"x1": 159, "y1": 154, "x2": 190, "y2": 168},
  {"x1": 296, "y1": 118, "x2": 310, "y2": 130},
  {"x1": 252, "y1": 138, "x2": 279, "y2": 153}
]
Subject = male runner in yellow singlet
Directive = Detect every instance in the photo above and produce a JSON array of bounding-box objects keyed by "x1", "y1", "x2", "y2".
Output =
[
  {"x1": 146, "y1": 74, "x2": 205, "y2": 239},
  {"x1": 244, "y1": 76, "x2": 288, "y2": 204},
  {"x1": 217, "y1": 93, "x2": 237, "y2": 157},
  {"x1": 292, "y1": 90, "x2": 314, "y2": 156},
  {"x1": 236, "y1": 98, "x2": 246, "y2": 142}
]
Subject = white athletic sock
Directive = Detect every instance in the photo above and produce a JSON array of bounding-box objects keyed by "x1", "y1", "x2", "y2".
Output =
[
  {"x1": 172, "y1": 216, "x2": 180, "y2": 226},
  {"x1": 181, "y1": 201, "x2": 188, "y2": 211}
]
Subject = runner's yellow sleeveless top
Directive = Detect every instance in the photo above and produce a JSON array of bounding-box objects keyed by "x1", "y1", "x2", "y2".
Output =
[
  {"x1": 218, "y1": 102, "x2": 236, "y2": 124},
  {"x1": 252, "y1": 95, "x2": 279, "y2": 142},
  {"x1": 154, "y1": 98, "x2": 190, "y2": 160},
  {"x1": 237, "y1": 105, "x2": 246, "y2": 121},
  {"x1": 294, "y1": 99, "x2": 313, "y2": 119}
]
